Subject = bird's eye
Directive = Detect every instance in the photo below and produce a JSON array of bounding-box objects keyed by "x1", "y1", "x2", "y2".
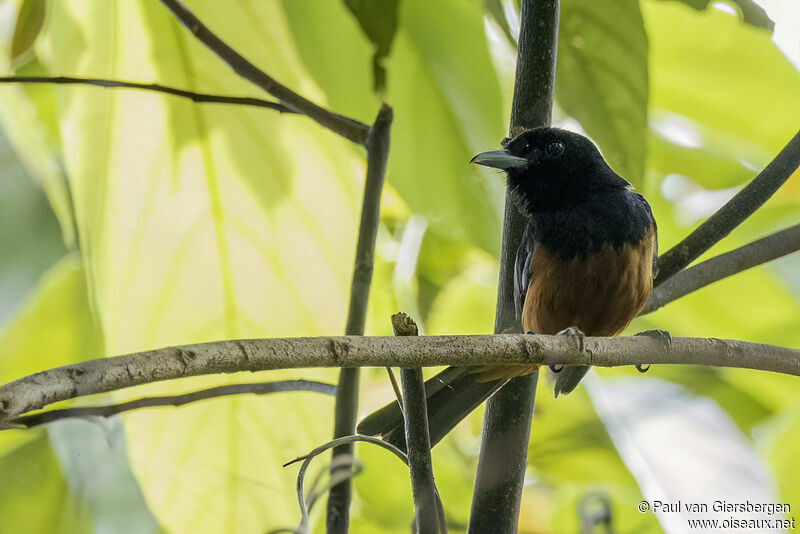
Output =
[
  {"x1": 522, "y1": 143, "x2": 531, "y2": 152},
  {"x1": 546, "y1": 141, "x2": 565, "y2": 157}
]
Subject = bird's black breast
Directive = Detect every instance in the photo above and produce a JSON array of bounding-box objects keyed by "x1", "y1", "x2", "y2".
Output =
[{"x1": 532, "y1": 189, "x2": 655, "y2": 262}]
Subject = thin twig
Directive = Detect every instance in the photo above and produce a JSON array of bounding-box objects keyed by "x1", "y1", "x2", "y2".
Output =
[
  {"x1": 655, "y1": 130, "x2": 800, "y2": 285},
  {"x1": 9, "y1": 379, "x2": 335, "y2": 428},
  {"x1": 287, "y1": 435, "x2": 408, "y2": 534},
  {"x1": 393, "y1": 313, "x2": 445, "y2": 534},
  {"x1": 327, "y1": 104, "x2": 393, "y2": 533},
  {"x1": 158, "y1": 0, "x2": 370, "y2": 145},
  {"x1": 0, "y1": 75, "x2": 292, "y2": 112},
  {"x1": 385, "y1": 367, "x2": 404, "y2": 412},
  {"x1": 471, "y1": 0, "x2": 559, "y2": 531},
  {"x1": 642, "y1": 224, "x2": 800, "y2": 315}
]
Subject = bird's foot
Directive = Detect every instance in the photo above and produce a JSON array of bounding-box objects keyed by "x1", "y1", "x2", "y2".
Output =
[
  {"x1": 633, "y1": 329, "x2": 672, "y2": 373},
  {"x1": 552, "y1": 326, "x2": 586, "y2": 373}
]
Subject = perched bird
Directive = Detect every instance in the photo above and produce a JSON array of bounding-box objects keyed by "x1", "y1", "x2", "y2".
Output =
[{"x1": 358, "y1": 127, "x2": 658, "y2": 450}]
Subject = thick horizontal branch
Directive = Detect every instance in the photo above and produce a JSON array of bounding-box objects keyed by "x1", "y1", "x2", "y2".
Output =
[
  {"x1": 0, "y1": 76, "x2": 292, "y2": 112},
  {"x1": 1, "y1": 334, "x2": 798, "y2": 426},
  {"x1": 9, "y1": 379, "x2": 335, "y2": 428},
  {"x1": 158, "y1": 0, "x2": 369, "y2": 145},
  {"x1": 643, "y1": 224, "x2": 800, "y2": 314},
  {"x1": 655, "y1": 129, "x2": 800, "y2": 285}
]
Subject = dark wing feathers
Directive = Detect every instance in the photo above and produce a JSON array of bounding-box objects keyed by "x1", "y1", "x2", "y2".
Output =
[{"x1": 514, "y1": 221, "x2": 535, "y2": 322}]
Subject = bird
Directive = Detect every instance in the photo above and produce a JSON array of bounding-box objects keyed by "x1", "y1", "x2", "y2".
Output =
[{"x1": 357, "y1": 126, "x2": 658, "y2": 451}]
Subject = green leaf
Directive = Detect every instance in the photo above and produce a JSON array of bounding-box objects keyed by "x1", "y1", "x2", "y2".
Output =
[
  {"x1": 0, "y1": 256, "x2": 100, "y2": 383},
  {"x1": 343, "y1": 0, "x2": 400, "y2": 91},
  {"x1": 557, "y1": 0, "x2": 649, "y2": 185},
  {"x1": 10, "y1": 0, "x2": 47, "y2": 64},
  {"x1": 386, "y1": 0, "x2": 507, "y2": 254},
  {"x1": 281, "y1": 0, "x2": 377, "y2": 122},
  {"x1": 655, "y1": 0, "x2": 774, "y2": 32},
  {"x1": 643, "y1": 0, "x2": 800, "y2": 172},
  {"x1": 288, "y1": 0, "x2": 508, "y2": 254},
  {"x1": 0, "y1": 256, "x2": 101, "y2": 534},
  {"x1": 0, "y1": 435, "x2": 93, "y2": 534}
]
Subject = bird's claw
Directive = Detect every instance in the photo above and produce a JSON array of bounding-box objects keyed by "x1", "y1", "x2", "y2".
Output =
[
  {"x1": 633, "y1": 329, "x2": 670, "y2": 374},
  {"x1": 634, "y1": 329, "x2": 672, "y2": 348},
  {"x1": 552, "y1": 326, "x2": 585, "y2": 372},
  {"x1": 557, "y1": 326, "x2": 586, "y2": 353}
]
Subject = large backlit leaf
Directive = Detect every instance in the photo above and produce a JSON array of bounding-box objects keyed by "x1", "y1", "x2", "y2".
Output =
[{"x1": 31, "y1": 1, "x2": 365, "y2": 532}]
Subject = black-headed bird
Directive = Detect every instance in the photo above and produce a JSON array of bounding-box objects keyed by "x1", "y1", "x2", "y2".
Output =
[{"x1": 358, "y1": 127, "x2": 658, "y2": 450}]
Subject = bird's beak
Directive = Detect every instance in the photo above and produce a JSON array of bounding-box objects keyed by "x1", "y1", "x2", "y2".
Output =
[{"x1": 470, "y1": 150, "x2": 529, "y2": 170}]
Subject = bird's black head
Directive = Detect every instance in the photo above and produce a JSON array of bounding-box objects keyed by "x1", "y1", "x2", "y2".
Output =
[{"x1": 471, "y1": 127, "x2": 630, "y2": 212}]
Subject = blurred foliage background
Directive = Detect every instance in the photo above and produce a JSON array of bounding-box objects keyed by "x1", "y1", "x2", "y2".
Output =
[{"x1": 0, "y1": 0, "x2": 798, "y2": 532}]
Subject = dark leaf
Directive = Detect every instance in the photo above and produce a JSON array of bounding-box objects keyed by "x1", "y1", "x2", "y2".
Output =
[
  {"x1": 11, "y1": 0, "x2": 47, "y2": 64},
  {"x1": 344, "y1": 0, "x2": 401, "y2": 92}
]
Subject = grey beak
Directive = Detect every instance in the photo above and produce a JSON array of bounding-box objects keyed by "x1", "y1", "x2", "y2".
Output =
[{"x1": 470, "y1": 150, "x2": 529, "y2": 170}]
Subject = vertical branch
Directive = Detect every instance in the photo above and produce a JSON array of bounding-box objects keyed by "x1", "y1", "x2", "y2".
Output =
[
  {"x1": 469, "y1": 1, "x2": 559, "y2": 532},
  {"x1": 327, "y1": 104, "x2": 393, "y2": 533},
  {"x1": 393, "y1": 313, "x2": 445, "y2": 533}
]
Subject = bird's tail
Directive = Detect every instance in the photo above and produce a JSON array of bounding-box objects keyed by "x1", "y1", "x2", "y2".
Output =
[
  {"x1": 357, "y1": 366, "x2": 505, "y2": 452},
  {"x1": 553, "y1": 365, "x2": 591, "y2": 397}
]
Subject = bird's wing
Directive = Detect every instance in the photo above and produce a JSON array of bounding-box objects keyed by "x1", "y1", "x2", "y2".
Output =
[
  {"x1": 634, "y1": 192, "x2": 659, "y2": 279},
  {"x1": 514, "y1": 221, "x2": 535, "y2": 322}
]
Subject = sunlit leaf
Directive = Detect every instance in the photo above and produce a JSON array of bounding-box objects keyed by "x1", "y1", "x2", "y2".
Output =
[{"x1": 30, "y1": 1, "x2": 366, "y2": 532}]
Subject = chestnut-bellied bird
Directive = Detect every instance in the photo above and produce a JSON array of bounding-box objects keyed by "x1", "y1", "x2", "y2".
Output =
[{"x1": 357, "y1": 127, "x2": 658, "y2": 451}]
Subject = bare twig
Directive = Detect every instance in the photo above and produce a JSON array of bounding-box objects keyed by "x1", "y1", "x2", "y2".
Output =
[
  {"x1": 393, "y1": 313, "x2": 444, "y2": 534},
  {"x1": 643, "y1": 224, "x2": 800, "y2": 315},
  {"x1": 327, "y1": 104, "x2": 393, "y2": 533},
  {"x1": 0, "y1": 76, "x2": 291, "y2": 112},
  {"x1": 158, "y1": 0, "x2": 370, "y2": 144},
  {"x1": 9, "y1": 379, "x2": 335, "y2": 428},
  {"x1": 655, "y1": 130, "x2": 800, "y2": 285},
  {"x1": 3, "y1": 334, "x2": 797, "y2": 427},
  {"x1": 471, "y1": 0, "x2": 560, "y2": 531}
]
